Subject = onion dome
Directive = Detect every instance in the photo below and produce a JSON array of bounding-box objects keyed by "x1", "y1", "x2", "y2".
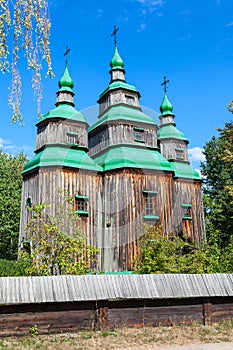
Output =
[
  {"x1": 110, "y1": 47, "x2": 125, "y2": 70},
  {"x1": 39, "y1": 64, "x2": 87, "y2": 123},
  {"x1": 58, "y1": 66, "x2": 74, "y2": 92},
  {"x1": 160, "y1": 94, "x2": 173, "y2": 115},
  {"x1": 56, "y1": 66, "x2": 75, "y2": 107}
]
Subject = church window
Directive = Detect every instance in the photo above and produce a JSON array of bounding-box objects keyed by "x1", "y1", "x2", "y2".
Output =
[
  {"x1": 143, "y1": 190, "x2": 159, "y2": 221},
  {"x1": 75, "y1": 194, "x2": 89, "y2": 216},
  {"x1": 69, "y1": 136, "x2": 76, "y2": 143},
  {"x1": 38, "y1": 124, "x2": 46, "y2": 134},
  {"x1": 26, "y1": 197, "x2": 32, "y2": 208},
  {"x1": 134, "y1": 127, "x2": 145, "y2": 142},
  {"x1": 125, "y1": 94, "x2": 135, "y2": 104},
  {"x1": 175, "y1": 148, "x2": 184, "y2": 160},
  {"x1": 77, "y1": 199, "x2": 85, "y2": 211},
  {"x1": 181, "y1": 204, "x2": 192, "y2": 220},
  {"x1": 67, "y1": 132, "x2": 79, "y2": 145},
  {"x1": 145, "y1": 196, "x2": 153, "y2": 215}
]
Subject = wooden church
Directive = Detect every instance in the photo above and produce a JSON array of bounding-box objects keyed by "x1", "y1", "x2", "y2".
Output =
[{"x1": 19, "y1": 44, "x2": 205, "y2": 272}]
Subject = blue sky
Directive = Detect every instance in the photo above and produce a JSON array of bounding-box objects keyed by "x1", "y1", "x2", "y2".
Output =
[{"x1": 0, "y1": 0, "x2": 233, "y2": 169}]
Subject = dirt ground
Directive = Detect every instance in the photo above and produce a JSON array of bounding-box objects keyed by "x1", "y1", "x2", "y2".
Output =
[
  {"x1": 0, "y1": 322, "x2": 232, "y2": 350},
  {"x1": 127, "y1": 342, "x2": 233, "y2": 350}
]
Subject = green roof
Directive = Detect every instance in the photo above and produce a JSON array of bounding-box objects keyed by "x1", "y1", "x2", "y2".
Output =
[
  {"x1": 38, "y1": 104, "x2": 88, "y2": 124},
  {"x1": 89, "y1": 105, "x2": 156, "y2": 132},
  {"x1": 160, "y1": 94, "x2": 173, "y2": 115},
  {"x1": 169, "y1": 162, "x2": 202, "y2": 180},
  {"x1": 93, "y1": 145, "x2": 173, "y2": 172},
  {"x1": 58, "y1": 66, "x2": 74, "y2": 93},
  {"x1": 23, "y1": 145, "x2": 102, "y2": 173},
  {"x1": 110, "y1": 47, "x2": 125, "y2": 70},
  {"x1": 158, "y1": 125, "x2": 188, "y2": 141},
  {"x1": 98, "y1": 81, "x2": 137, "y2": 100}
]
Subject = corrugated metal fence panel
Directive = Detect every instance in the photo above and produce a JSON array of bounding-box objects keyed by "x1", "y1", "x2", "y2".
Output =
[{"x1": 0, "y1": 274, "x2": 232, "y2": 305}]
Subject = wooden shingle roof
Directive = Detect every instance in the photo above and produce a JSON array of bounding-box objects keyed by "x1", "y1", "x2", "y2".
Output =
[{"x1": 0, "y1": 274, "x2": 232, "y2": 305}]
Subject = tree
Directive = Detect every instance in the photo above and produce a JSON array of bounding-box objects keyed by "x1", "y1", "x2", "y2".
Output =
[
  {"x1": 0, "y1": 150, "x2": 27, "y2": 260},
  {"x1": 0, "y1": 0, "x2": 53, "y2": 124},
  {"x1": 135, "y1": 226, "x2": 211, "y2": 274},
  {"x1": 200, "y1": 122, "x2": 233, "y2": 246},
  {"x1": 22, "y1": 195, "x2": 99, "y2": 275},
  {"x1": 0, "y1": 258, "x2": 29, "y2": 276},
  {"x1": 134, "y1": 225, "x2": 233, "y2": 274},
  {"x1": 218, "y1": 122, "x2": 233, "y2": 198}
]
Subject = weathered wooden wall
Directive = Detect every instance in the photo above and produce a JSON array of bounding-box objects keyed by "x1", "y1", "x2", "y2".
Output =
[
  {"x1": 98, "y1": 90, "x2": 141, "y2": 115},
  {"x1": 19, "y1": 167, "x2": 103, "y2": 269},
  {"x1": 101, "y1": 169, "x2": 174, "y2": 271},
  {"x1": 101, "y1": 168, "x2": 205, "y2": 271},
  {"x1": 89, "y1": 122, "x2": 157, "y2": 156},
  {"x1": 1, "y1": 274, "x2": 232, "y2": 336},
  {"x1": 159, "y1": 139, "x2": 189, "y2": 162},
  {"x1": 19, "y1": 170, "x2": 40, "y2": 247},
  {"x1": 36, "y1": 120, "x2": 88, "y2": 150},
  {"x1": 20, "y1": 165, "x2": 205, "y2": 271},
  {"x1": 172, "y1": 179, "x2": 205, "y2": 243},
  {"x1": 0, "y1": 297, "x2": 232, "y2": 337}
]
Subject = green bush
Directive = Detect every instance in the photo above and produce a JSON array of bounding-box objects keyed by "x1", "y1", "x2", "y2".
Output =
[
  {"x1": 134, "y1": 225, "x2": 233, "y2": 274},
  {"x1": 0, "y1": 258, "x2": 30, "y2": 276}
]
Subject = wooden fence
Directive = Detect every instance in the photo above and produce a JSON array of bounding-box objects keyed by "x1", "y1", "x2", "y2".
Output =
[{"x1": 0, "y1": 274, "x2": 232, "y2": 336}]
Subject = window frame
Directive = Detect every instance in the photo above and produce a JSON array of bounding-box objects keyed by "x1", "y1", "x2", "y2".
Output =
[
  {"x1": 75, "y1": 195, "x2": 89, "y2": 216},
  {"x1": 67, "y1": 132, "x2": 79, "y2": 145},
  {"x1": 181, "y1": 203, "x2": 192, "y2": 220},
  {"x1": 142, "y1": 190, "x2": 159, "y2": 221}
]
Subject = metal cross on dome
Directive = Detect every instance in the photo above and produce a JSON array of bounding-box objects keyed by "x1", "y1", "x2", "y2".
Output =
[
  {"x1": 64, "y1": 46, "x2": 70, "y2": 66},
  {"x1": 111, "y1": 25, "x2": 119, "y2": 47},
  {"x1": 161, "y1": 76, "x2": 170, "y2": 94}
]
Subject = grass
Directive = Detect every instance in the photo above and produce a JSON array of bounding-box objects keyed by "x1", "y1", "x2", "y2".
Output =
[{"x1": 0, "y1": 320, "x2": 232, "y2": 349}]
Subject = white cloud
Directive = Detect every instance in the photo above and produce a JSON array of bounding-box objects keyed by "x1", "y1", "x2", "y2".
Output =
[
  {"x1": 97, "y1": 9, "x2": 104, "y2": 17},
  {"x1": 48, "y1": 0, "x2": 67, "y2": 7},
  {"x1": 179, "y1": 10, "x2": 192, "y2": 16},
  {"x1": 118, "y1": 15, "x2": 129, "y2": 22},
  {"x1": 0, "y1": 137, "x2": 33, "y2": 156},
  {"x1": 0, "y1": 137, "x2": 8, "y2": 149},
  {"x1": 225, "y1": 22, "x2": 233, "y2": 27},
  {"x1": 188, "y1": 147, "x2": 205, "y2": 162},
  {"x1": 178, "y1": 32, "x2": 191, "y2": 41},
  {"x1": 137, "y1": 23, "x2": 146, "y2": 32},
  {"x1": 131, "y1": 0, "x2": 165, "y2": 12}
]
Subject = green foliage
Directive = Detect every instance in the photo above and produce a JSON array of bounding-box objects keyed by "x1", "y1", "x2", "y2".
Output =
[
  {"x1": 0, "y1": 258, "x2": 30, "y2": 276},
  {"x1": 218, "y1": 122, "x2": 233, "y2": 198},
  {"x1": 0, "y1": 0, "x2": 53, "y2": 123},
  {"x1": 29, "y1": 325, "x2": 38, "y2": 338},
  {"x1": 0, "y1": 151, "x2": 27, "y2": 260},
  {"x1": 135, "y1": 226, "x2": 233, "y2": 274},
  {"x1": 21, "y1": 193, "x2": 99, "y2": 276},
  {"x1": 135, "y1": 226, "x2": 205, "y2": 274},
  {"x1": 201, "y1": 122, "x2": 233, "y2": 246},
  {"x1": 218, "y1": 234, "x2": 233, "y2": 273}
]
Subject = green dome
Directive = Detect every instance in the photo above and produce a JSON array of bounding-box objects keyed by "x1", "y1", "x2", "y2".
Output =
[
  {"x1": 110, "y1": 47, "x2": 125, "y2": 70},
  {"x1": 38, "y1": 104, "x2": 88, "y2": 124},
  {"x1": 58, "y1": 66, "x2": 74, "y2": 91},
  {"x1": 93, "y1": 145, "x2": 173, "y2": 173},
  {"x1": 23, "y1": 145, "x2": 102, "y2": 174},
  {"x1": 89, "y1": 105, "x2": 156, "y2": 133},
  {"x1": 160, "y1": 94, "x2": 173, "y2": 115},
  {"x1": 169, "y1": 162, "x2": 202, "y2": 180},
  {"x1": 157, "y1": 125, "x2": 188, "y2": 141}
]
